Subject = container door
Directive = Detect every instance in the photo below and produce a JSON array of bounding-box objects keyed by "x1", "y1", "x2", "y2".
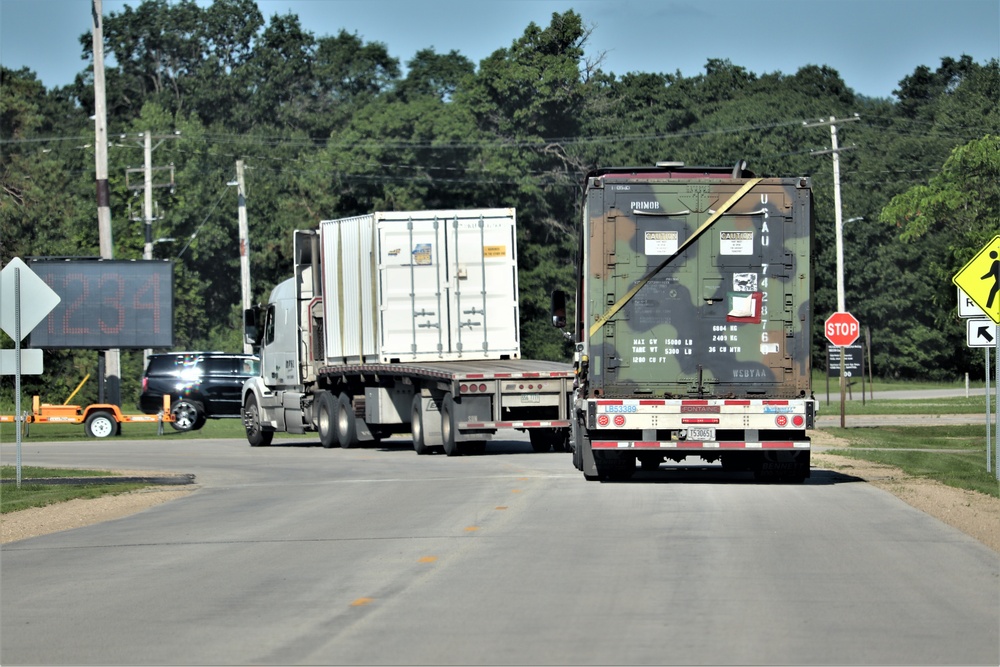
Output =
[
  {"x1": 377, "y1": 215, "x2": 448, "y2": 361},
  {"x1": 443, "y1": 210, "x2": 519, "y2": 358}
]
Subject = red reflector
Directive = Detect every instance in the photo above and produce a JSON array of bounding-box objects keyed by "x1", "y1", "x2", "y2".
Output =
[
  {"x1": 460, "y1": 384, "x2": 468, "y2": 393},
  {"x1": 479, "y1": 383, "x2": 487, "y2": 393},
  {"x1": 792, "y1": 415, "x2": 804, "y2": 427}
]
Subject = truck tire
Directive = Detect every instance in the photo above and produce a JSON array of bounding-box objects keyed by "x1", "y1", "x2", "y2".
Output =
[
  {"x1": 243, "y1": 394, "x2": 273, "y2": 447},
  {"x1": 171, "y1": 400, "x2": 204, "y2": 432},
  {"x1": 336, "y1": 393, "x2": 358, "y2": 448},
  {"x1": 85, "y1": 411, "x2": 117, "y2": 438},
  {"x1": 441, "y1": 393, "x2": 460, "y2": 456},
  {"x1": 411, "y1": 395, "x2": 431, "y2": 455},
  {"x1": 316, "y1": 391, "x2": 338, "y2": 448}
]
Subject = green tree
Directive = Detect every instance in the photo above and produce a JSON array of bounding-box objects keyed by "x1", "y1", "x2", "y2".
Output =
[{"x1": 878, "y1": 135, "x2": 1000, "y2": 378}]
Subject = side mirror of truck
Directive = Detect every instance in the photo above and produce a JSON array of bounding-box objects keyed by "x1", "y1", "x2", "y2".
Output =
[
  {"x1": 244, "y1": 307, "x2": 262, "y2": 346},
  {"x1": 550, "y1": 290, "x2": 567, "y2": 328}
]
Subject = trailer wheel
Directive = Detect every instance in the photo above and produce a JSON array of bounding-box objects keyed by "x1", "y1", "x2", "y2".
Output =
[
  {"x1": 85, "y1": 411, "x2": 117, "y2": 438},
  {"x1": 336, "y1": 393, "x2": 358, "y2": 448},
  {"x1": 316, "y1": 391, "x2": 338, "y2": 448},
  {"x1": 243, "y1": 394, "x2": 273, "y2": 447},
  {"x1": 441, "y1": 393, "x2": 461, "y2": 456},
  {"x1": 411, "y1": 395, "x2": 431, "y2": 455}
]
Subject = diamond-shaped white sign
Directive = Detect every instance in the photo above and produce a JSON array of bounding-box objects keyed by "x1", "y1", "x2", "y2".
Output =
[{"x1": 1, "y1": 257, "x2": 62, "y2": 341}]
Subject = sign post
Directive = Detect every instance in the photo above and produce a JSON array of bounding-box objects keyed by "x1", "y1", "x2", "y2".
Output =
[
  {"x1": 953, "y1": 236, "x2": 1000, "y2": 480},
  {"x1": 825, "y1": 311, "x2": 860, "y2": 428},
  {"x1": 1, "y1": 258, "x2": 61, "y2": 487}
]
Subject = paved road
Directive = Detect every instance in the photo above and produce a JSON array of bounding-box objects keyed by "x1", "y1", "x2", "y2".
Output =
[{"x1": 2, "y1": 435, "x2": 996, "y2": 665}]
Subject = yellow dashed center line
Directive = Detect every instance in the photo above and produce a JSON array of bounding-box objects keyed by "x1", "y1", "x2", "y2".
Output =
[
  {"x1": 418, "y1": 556, "x2": 437, "y2": 563},
  {"x1": 350, "y1": 597, "x2": 373, "y2": 607}
]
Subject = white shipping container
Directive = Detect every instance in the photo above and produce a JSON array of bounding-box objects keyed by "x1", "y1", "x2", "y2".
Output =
[{"x1": 320, "y1": 209, "x2": 520, "y2": 364}]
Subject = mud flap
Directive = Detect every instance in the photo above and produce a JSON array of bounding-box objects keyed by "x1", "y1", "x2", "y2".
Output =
[
  {"x1": 355, "y1": 417, "x2": 376, "y2": 442},
  {"x1": 575, "y1": 417, "x2": 599, "y2": 479}
]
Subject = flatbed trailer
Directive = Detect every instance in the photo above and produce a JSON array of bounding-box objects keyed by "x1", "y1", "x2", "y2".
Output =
[
  {"x1": 308, "y1": 358, "x2": 574, "y2": 452},
  {"x1": 0, "y1": 395, "x2": 176, "y2": 438}
]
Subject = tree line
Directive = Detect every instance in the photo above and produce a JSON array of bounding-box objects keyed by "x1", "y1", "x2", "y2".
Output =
[{"x1": 2, "y1": 0, "x2": 998, "y2": 407}]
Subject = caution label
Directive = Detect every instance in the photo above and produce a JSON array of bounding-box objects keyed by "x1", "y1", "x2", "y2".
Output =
[{"x1": 483, "y1": 245, "x2": 507, "y2": 258}]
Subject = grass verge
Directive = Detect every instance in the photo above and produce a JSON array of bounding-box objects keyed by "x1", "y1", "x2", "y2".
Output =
[
  {"x1": 0, "y1": 466, "x2": 151, "y2": 513},
  {"x1": 821, "y1": 425, "x2": 1000, "y2": 498}
]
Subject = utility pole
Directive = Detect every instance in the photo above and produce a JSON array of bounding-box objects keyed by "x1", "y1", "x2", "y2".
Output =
[
  {"x1": 128, "y1": 130, "x2": 177, "y2": 367},
  {"x1": 805, "y1": 115, "x2": 859, "y2": 312},
  {"x1": 91, "y1": 0, "x2": 120, "y2": 406},
  {"x1": 235, "y1": 160, "x2": 252, "y2": 354},
  {"x1": 128, "y1": 132, "x2": 177, "y2": 259},
  {"x1": 806, "y1": 114, "x2": 860, "y2": 427}
]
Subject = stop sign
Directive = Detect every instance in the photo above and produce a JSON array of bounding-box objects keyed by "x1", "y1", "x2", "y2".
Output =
[{"x1": 825, "y1": 311, "x2": 860, "y2": 346}]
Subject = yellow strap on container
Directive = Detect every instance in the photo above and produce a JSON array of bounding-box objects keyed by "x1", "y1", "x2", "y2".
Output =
[{"x1": 589, "y1": 178, "x2": 763, "y2": 338}]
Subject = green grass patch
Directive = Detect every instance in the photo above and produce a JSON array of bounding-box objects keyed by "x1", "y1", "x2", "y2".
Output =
[
  {"x1": 1, "y1": 466, "x2": 153, "y2": 514},
  {"x1": 822, "y1": 425, "x2": 1000, "y2": 498},
  {"x1": 2, "y1": 465, "x2": 111, "y2": 479},
  {"x1": 820, "y1": 396, "x2": 988, "y2": 416},
  {"x1": 809, "y1": 372, "x2": 986, "y2": 394}
]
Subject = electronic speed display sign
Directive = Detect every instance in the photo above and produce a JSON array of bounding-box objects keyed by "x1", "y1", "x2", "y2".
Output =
[{"x1": 27, "y1": 260, "x2": 174, "y2": 349}]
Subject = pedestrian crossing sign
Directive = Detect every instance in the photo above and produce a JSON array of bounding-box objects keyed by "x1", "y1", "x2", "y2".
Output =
[{"x1": 952, "y1": 235, "x2": 1000, "y2": 324}]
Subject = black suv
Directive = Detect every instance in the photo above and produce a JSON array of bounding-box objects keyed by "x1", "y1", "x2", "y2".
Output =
[{"x1": 139, "y1": 352, "x2": 259, "y2": 431}]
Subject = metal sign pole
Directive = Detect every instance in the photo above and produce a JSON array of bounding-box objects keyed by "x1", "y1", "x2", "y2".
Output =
[
  {"x1": 15, "y1": 268, "x2": 23, "y2": 488},
  {"x1": 987, "y1": 347, "x2": 992, "y2": 474},
  {"x1": 995, "y1": 337, "x2": 998, "y2": 481}
]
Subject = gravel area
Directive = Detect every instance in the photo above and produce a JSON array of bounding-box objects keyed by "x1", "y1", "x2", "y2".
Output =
[{"x1": 2, "y1": 441, "x2": 998, "y2": 552}]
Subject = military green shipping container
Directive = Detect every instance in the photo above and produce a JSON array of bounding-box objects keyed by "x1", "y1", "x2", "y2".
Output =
[
  {"x1": 560, "y1": 162, "x2": 814, "y2": 482},
  {"x1": 580, "y1": 165, "x2": 813, "y2": 400}
]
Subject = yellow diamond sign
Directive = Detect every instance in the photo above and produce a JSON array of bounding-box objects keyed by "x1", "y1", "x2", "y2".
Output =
[{"x1": 953, "y1": 235, "x2": 1000, "y2": 324}]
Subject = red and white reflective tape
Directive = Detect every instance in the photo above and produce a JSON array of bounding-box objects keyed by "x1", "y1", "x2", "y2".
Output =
[
  {"x1": 461, "y1": 420, "x2": 571, "y2": 429},
  {"x1": 591, "y1": 440, "x2": 810, "y2": 450}
]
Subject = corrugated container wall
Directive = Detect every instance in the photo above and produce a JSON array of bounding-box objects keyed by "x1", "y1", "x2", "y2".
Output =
[{"x1": 320, "y1": 209, "x2": 521, "y2": 364}]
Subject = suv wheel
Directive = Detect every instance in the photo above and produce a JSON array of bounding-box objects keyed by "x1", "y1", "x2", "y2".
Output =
[{"x1": 171, "y1": 400, "x2": 205, "y2": 432}]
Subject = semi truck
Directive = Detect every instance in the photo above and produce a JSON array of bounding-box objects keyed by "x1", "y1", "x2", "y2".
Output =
[
  {"x1": 552, "y1": 162, "x2": 815, "y2": 481},
  {"x1": 240, "y1": 208, "x2": 573, "y2": 454}
]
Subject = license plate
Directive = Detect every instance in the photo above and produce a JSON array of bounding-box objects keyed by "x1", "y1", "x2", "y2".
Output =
[
  {"x1": 688, "y1": 427, "x2": 715, "y2": 441},
  {"x1": 520, "y1": 393, "x2": 540, "y2": 403}
]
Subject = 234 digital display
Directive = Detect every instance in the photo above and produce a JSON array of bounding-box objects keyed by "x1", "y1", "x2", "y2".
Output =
[{"x1": 27, "y1": 260, "x2": 174, "y2": 349}]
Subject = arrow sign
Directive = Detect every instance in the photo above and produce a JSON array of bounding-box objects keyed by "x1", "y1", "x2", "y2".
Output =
[{"x1": 966, "y1": 319, "x2": 999, "y2": 348}]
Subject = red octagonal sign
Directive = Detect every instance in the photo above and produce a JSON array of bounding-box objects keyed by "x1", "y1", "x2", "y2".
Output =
[{"x1": 825, "y1": 311, "x2": 860, "y2": 346}]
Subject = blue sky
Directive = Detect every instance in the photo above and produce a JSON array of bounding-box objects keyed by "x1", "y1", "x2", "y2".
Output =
[{"x1": 1, "y1": 0, "x2": 998, "y2": 99}]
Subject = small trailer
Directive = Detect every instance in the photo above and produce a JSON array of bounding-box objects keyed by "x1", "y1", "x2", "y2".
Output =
[{"x1": 0, "y1": 395, "x2": 176, "y2": 438}]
